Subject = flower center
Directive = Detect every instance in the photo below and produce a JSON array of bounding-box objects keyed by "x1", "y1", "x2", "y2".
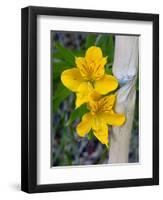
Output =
[
  {"x1": 79, "y1": 60, "x2": 104, "y2": 81},
  {"x1": 89, "y1": 97, "x2": 112, "y2": 115}
]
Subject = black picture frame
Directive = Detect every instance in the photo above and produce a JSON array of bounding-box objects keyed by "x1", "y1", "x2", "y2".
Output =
[{"x1": 21, "y1": 6, "x2": 159, "y2": 193}]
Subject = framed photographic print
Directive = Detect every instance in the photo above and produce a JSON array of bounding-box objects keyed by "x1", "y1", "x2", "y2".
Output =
[{"x1": 21, "y1": 6, "x2": 159, "y2": 193}]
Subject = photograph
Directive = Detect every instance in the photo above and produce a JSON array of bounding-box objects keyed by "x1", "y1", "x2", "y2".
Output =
[{"x1": 51, "y1": 31, "x2": 139, "y2": 167}]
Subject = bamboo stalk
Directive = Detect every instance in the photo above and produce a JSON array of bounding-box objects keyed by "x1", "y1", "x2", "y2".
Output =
[{"x1": 109, "y1": 36, "x2": 139, "y2": 163}]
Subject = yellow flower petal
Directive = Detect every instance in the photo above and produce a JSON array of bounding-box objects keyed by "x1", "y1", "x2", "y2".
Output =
[
  {"x1": 94, "y1": 74, "x2": 118, "y2": 94},
  {"x1": 102, "y1": 111, "x2": 126, "y2": 126},
  {"x1": 61, "y1": 68, "x2": 84, "y2": 92},
  {"x1": 75, "y1": 57, "x2": 89, "y2": 80},
  {"x1": 92, "y1": 115, "x2": 109, "y2": 145},
  {"x1": 89, "y1": 90, "x2": 102, "y2": 101},
  {"x1": 100, "y1": 94, "x2": 116, "y2": 111},
  {"x1": 91, "y1": 57, "x2": 107, "y2": 80},
  {"x1": 76, "y1": 112, "x2": 92, "y2": 137},
  {"x1": 75, "y1": 47, "x2": 107, "y2": 81},
  {"x1": 75, "y1": 57, "x2": 85, "y2": 69},
  {"x1": 85, "y1": 46, "x2": 103, "y2": 63},
  {"x1": 75, "y1": 82, "x2": 93, "y2": 108}
]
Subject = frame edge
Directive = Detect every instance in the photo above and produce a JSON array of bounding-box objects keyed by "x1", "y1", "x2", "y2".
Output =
[
  {"x1": 21, "y1": 7, "x2": 30, "y2": 192},
  {"x1": 152, "y1": 14, "x2": 159, "y2": 186},
  {"x1": 21, "y1": 6, "x2": 159, "y2": 193}
]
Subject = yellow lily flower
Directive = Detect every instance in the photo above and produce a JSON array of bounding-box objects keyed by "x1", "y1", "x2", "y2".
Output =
[
  {"x1": 61, "y1": 46, "x2": 118, "y2": 108},
  {"x1": 76, "y1": 91, "x2": 125, "y2": 146}
]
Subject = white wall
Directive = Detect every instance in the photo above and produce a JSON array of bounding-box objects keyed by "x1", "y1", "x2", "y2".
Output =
[{"x1": 0, "y1": 0, "x2": 162, "y2": 199}]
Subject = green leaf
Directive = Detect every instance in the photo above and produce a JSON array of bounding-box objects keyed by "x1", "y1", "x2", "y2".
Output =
[
  {"x1": 72, "y1": 50, "x2": 85, "y2": 57},
  {"x1": 53, "y1": 83, "x2": 71, "y2": 111},
  {"x1": 53, "y1": 61, "x2": 73, "y2": 81},
  {"x1": 105, "y1": 143, "x2": 109, "y2": 149},
  {"x1": 87, "y1": 130, "x2": 94, "y2": 140},
  {"x1": 107, "y1": 36, "x2": 114, "y2": 62},
  {"x1": 85, "y1": 34, "x2": 96, "y2": 49},
  {"x1": 105, "y1": 63, "x2": 113, "y2": 75},
  {"x1": 53, "y1": 51, "x2": 64, "y2": 60},
  {"x1": 54, "y1": 42, "x2": 75, "y2": 66},
  {"x1": 95, "y1": 35, "x2": 114, "y2": 62},
  {"x1": 66, "y1": 104, "x2": 88, "y2": 126}
]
